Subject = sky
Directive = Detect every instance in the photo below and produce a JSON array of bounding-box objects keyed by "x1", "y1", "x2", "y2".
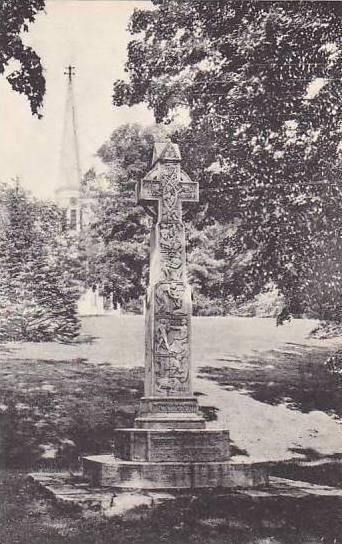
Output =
[
  {"x1": 0, "y1": 1, "x2": 331, "y2": 201},
  {"x1": 0, "y1": 0, "x2": 154, "y2": 199}
]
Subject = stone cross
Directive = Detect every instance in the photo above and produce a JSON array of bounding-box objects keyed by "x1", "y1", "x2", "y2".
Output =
[
  {"x1": 136, "y1": 142, "x2": 200, "y2": 419},
  {"x1": 81, "y1": 142, "x2": 268, "y2": 491}
]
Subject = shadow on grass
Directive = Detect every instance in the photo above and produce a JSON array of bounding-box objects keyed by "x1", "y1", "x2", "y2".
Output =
[
  {"x1": 0, "y1": 358, "x2": 144, "y2": 470},
  {"x1": 71, "y1": 334, "x2": 99, "y2": 345},
  {"x1": 199, "y1": 344, "x2": 342, "y2": 417},
  {"x1": 271, "y1": 448, "x2": 342, "y2": 487}
]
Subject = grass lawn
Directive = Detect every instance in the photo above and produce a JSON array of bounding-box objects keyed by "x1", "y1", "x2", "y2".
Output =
[
  {"x1": 1, "y1": 471, "x2": 341, "y2": 544},
  {"x1": 1, "y1": 315, "x2": 342, "y2": 466},
  {"x1": 0, "y1": 316, "x2": 342, "y2": 543}
]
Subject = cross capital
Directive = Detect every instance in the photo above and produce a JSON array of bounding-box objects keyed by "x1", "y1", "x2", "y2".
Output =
[
  {"x1": 137, "y1": 142, "x2": 199, "y2": 223},
  {"x1": 152, "y1": 140, "x2": 182, "y2": 166}
]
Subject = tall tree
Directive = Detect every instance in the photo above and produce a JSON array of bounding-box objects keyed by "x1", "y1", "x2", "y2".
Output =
[
  {"x1": 86, "y1": 124, "x2": 165, "y2": 309},
  {"x1": 87, "y1": 123, "x2": 228, "y2": 314},
  {"x1": 187, "y1": 220, "x2": 227, "y2": 315},
  {"x1": 0, "y1": 183, "x2": 81, "y2": 341},
  {"x1": 0, "y1": 0, "x2": 45, "y2": 116},
  {"x1": 113, "y1": 1, "x2": 342, "y2": 319}
]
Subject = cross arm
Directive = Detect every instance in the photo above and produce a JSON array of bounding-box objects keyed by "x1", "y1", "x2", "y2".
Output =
[
  {"x1": 179, "y1": 181, "x2": 199, "y2": 203},
  {"x1": 136, "y1": 177, "x2": 162, "y2": 205}
]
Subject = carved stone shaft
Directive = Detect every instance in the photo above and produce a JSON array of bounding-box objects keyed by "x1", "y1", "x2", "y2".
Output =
[{"x1": 136, "y1": 142, "x2": 203, "y2": 425}]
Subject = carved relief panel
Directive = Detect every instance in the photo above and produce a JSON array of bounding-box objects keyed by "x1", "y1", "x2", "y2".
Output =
[
  {"x1": 155, "y1": 282, "x2": 186, "y2": 315},
  {"x1": 160, "y1": 163, "x2": 181, "y2": 223},
  {"x1": 153, "y1": 316, "x2": 190, "y2": 396},
  {"x1": 158, "y1": 223, "x2": 185, "y2": 282}
]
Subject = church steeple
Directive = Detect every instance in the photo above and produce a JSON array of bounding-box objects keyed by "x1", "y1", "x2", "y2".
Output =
[
  {"x1": 55, "y1": 66, "x2": 83, "y2": 230},
  {"x1": 59, "y1": 65, "x2": 81, "y2": 191}
]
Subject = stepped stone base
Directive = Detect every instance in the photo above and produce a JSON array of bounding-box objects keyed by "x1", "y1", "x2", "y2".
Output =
[
  {"x1": 81, "y1": 393, "x2": 269, "y2": 490},
  {"x1": 83, "y1": 455, "x2": 269, "y2": 490},
  {"x1": 81, "y1": 394, "x2": 270, "y2": 490}
]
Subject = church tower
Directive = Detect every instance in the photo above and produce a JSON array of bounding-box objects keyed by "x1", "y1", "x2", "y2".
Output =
[
  {"x1": 55, "y1": 66, "x2": 83, "y2": 231},
  {"x1": 54, "y1": 66, "x2": 120, "y2": 316}
]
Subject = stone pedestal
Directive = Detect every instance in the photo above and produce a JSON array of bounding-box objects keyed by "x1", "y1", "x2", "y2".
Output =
[
  {"x1": 135, "y1": 396, "x2": 205, "y2": 429},
  {"x1": 114, "y1": 428, "x2": 230, "y2": 462},
  {"x1": 81, "y1": 142, "x2": 269, "y2": 491}
]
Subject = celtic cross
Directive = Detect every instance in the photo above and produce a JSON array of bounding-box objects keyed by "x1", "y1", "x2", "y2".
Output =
[{"x1": 136, "y1": 142, "x2": 201, "y2": 420}]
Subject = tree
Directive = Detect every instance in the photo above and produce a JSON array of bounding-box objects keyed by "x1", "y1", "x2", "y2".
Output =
[
  {"x1": 86, "y1": 123, "x2": 229, "y2": 314},
  {"x1": 187, "y1": 220, "x2": 227, "y2": 315},
  {"x1": 86, "y1": 188, "x2": 149, "y2": 310},
  {"x1": 86, "y1": 124, "x2": 165, "y2": 309},
  {"x1": 113, "y1": 1, "x2": 342, "y2": 320},
  {"x1": 0, "y1": 0, "x2": 45, "y2": 116},
  {"x1": 0, "y1": 182, "x2": 81, "y2": 342}
]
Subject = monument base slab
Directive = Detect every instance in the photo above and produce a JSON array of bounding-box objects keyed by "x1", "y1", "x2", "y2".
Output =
[
  {"x1": 83, "y1": 455, "x2": 269, "y2": 490},
  {"x1": 28, "y1": 471, "x2": 342, "y2": 520}
]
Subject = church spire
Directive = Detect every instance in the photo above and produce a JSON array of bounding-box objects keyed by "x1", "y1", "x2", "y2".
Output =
[
  {"x1": 55, "y1": 66, "x2": 83, "y2": 230},
  {"x1": 57, "y1": 65, "x2": 81, "y2": 192}
]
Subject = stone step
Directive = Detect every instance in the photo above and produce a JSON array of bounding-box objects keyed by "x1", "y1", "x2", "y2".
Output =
[
  {"x1": 271, "y1": 457, "x2": 342, "y2": 488},
  {"x1": 269, "y1": 476, "x2": 342, "y2": 497},
  {"x1": 28, "y1": 472, "x2": 342, "y2": 519},
  {"x1": 82, "y1": 455, "x2": 269, "y2": 489},
  {"x1": 114, "y1": 428, "x2": 230, "y2": 462},
  {"x1": 135, "y1": 415, "x2": 206, "y2": 429}
]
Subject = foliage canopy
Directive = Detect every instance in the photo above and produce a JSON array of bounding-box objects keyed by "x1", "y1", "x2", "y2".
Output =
[
  {"x1": 113, "y1": 0, "x2": 342, "y2": 319},
  {"x1": 0, "y1": 0, "x2": 45, "y2": 116}
]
